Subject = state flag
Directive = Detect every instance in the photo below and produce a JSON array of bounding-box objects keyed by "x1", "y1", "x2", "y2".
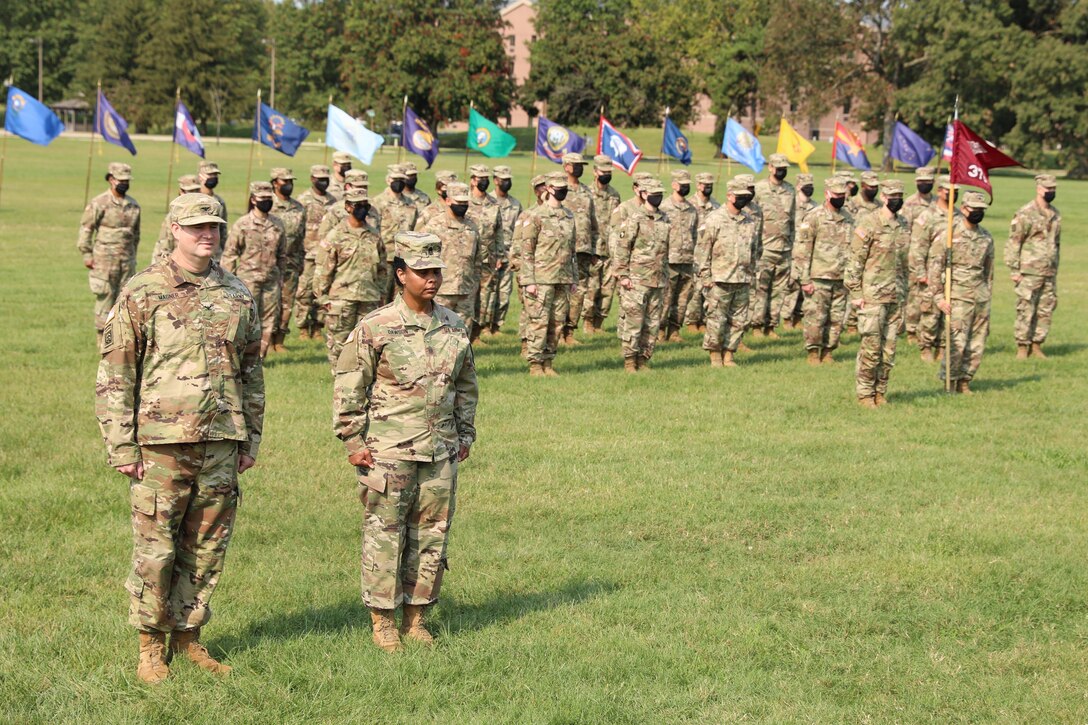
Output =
[
  {"x1": 468, "y1": 108, "x2": 516, "y2": 158},
  {"x1": 776, "y1": 119, "x2": 815, "y2": 173},
  {"x1": 403, "y1": 105, "x2": 439, "y2": 168},
  {"x1": 889, "y1": 121, "x2": 934, "y2": 168},
  {"x1": 254, "y1": 101, "x2": 309, "y2": 157},
  {"x1": 535, "y1": 117, "x2": 586, "y2": 163},
  {"x1": 662, "y1": 116, "x2": 692, "y2": 165},
  {"x1": 722, "y1": 118, "x2": 764, "y2": 173},
  {"x1": 326, "y1": 104, "x2": 384, "y2": 165},
  {"x1": 833, "y1": 122, "x2": 870, "y2": 170},
  {"x1": 949, "y1": 119, "x2": 1020, "y2": 196},
  {"x1": 597, "y1": 116, "x2": 643, "y2": 175},
  {"x1": 174, "y1": 101, "x2": 204, "y2": 158},
  {"x1": 941, "y1": 123, "x2": 954, "y2": 161},
  {"x1": 96, "y1": 89, "x2": 136, "y2": 156},
  {"x1": 4, "y1": 85, "x2": 64, "y2": 146}
]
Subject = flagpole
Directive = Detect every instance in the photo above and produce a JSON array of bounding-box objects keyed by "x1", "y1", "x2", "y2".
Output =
[
  {"x1": 830, "y1": 112, "x2": 839, "y2": 174},
  {"x1": 165, "y1": 87, "x2": 179, "y2": 212},
  {"x1": 529, "y1": 114, "x2": 538, "y2": 197},
  {"x1": 246, "y1": 89, "x2": 259, "y2": 192},
  {"x1": 323, "y1": 94, "x2": 332, "y2": 165},
  {"x1": 462, "y1": 101, "x2": 473, "y2": 176},
  {"x1": 658, "y1": 107, "x2": 668, "y2": 175},
  {"x1": 943, "y1": 98, "x2": 959, "y2": 394},
  {"x1": 397, "y1": 95, "x2": 407, "y2": 164},
  {"x1": 0, "y1": 127, "x2": 8, "y2": 210},
  {"x1": 84, "y1": 80, "x2": 100, "y2": 207}
]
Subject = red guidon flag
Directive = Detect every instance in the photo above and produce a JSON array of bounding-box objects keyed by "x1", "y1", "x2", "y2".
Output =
[{"x1": 949, "y1": 119, "x2": 1020, "y2": 195}]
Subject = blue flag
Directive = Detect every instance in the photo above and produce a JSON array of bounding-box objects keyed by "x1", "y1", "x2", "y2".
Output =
[
  {"x1": 96, "y1": 89, "x2": 136, "y2": 156},
  {"x1": 4, "y1": 86, "x2": 64, "y2": 146},
  {"x1": 721, "y1": 118, "x2": 764, "y2": 173},
  {"x1": 833, "y1": 122, "x2": 871, "y2": 170},
  {"x1": 173, "y1": 101, "x2": 204, "y2": 158},
  {"x1": 662, "y1": 116, "x2": 692, "y2": 165},
  {"x1": 254, "y1": 101, "x2": 309, "y2": 157},
  {"x1": 598, "y1": 116, "x2": 643, "y2": 174},
  {"x1": 535, "y1": 117, "x2": 586, "y2": 164},
  {"x1": 402, "y1": 106, "x2": 439, "y2": 169},
  {"x1": 889, "y1": 121, "x2": 934, "y2": 168},
  {"x1": 326, "y1": 104, "x2": 384, "y2": 165}
]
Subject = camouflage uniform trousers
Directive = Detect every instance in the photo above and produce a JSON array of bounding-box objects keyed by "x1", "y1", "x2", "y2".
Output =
[
  {"x1": 855, "y1": 301, "x2": 901, "y2": 399},
  {"x1": 782, "y1": 278, "x2": 805, "y2": 324},
  {"x1": 325, "y1": 300, "x2": 381, "y2": 367},
  {"x1": 293, "y1": 258, "x2": 322, "y2": 333},
  {"x1": 435, "y1": 294, "x2": 476, "y2": 331},
  {"x1": 702, "y1": 282, "x2": 749, "y2": 353},
  {"x1": 916, "y1": 286, "x2": 943, "y2": 350},
  {"x1": 477, "y1": 263, "x2": 504, "y2": 332},
  {"x1": 358, "y1": 456, "x2": 457, "y2": 610},
  {"x1": 493, "y1": 263, "x2": 514, "y2": 331},
  {"x1": 684, "y1": 286, "x2": 707, "y2": 328},
  {"x1": 665, "y1": 264, "x2": 696, "y2": 330},
  {"x1": 584, "y1": 257, "x2": 616, "y2": 326},
  {"x1": 940, "y1": 299, "x2": 990, "y2": 383},
  {"x1": 126, "y1": 441, "x2": 239, "y2": 633},
  {"x1": 904, "y1": 281, "x2": 924, "y2": 336},
  {"x1": 524, "y1": 284, "x2": 569, "y2": 363},
  {"x1": 565, "y1": 252, "x2": 595, "y2": 332},
  {"x1": 277, "y1": 265, "x2": 302, "y2": 336},
  {"x1": 802, "y1": 279, "x2": 848, "y2": 351},
  {"x1": 239, "y1": 276, "x2": 281, "y2": 355},
  {"x1": 617, "y1": 285, "x2": 665, "y2": 360},
  {"x1": 752, "y1": 250, "x2": 792, "y2": 330},
  {"x1": 90, "y1": 252, "x2": 136, "y2": 334},
  {"x1": 1014, "y1": 274, "x2": 1057, "y2": 345}
]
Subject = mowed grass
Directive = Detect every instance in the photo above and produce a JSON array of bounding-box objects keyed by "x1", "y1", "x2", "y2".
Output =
[{"x1": 1, "y1": 134, "x2": 1087, "y2": 723}]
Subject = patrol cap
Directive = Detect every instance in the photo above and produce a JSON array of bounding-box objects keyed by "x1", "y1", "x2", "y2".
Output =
[
  {"x1": 881, "y1": 179, "x2": 905, "y2": 195},
  {"x1": 915, "y1": 166, "x2": 935, "y2": 181},
  {"x1": 170, "y1": 193, "x2": 226, "y2": 226},
  {"x1": 796, "y1": 173, "x2": 814, "y2": 185},
  {"x1": 937, "y1": 174, "x2": 951, "y2": 190},
  {"x1": 768, "y1": 153, "x2": 789, "y2": 168},
  {"x1": 386, "y1": 164, "x2": 408, "y2": 180},
  {"x1": 1034, "y1": 173, "x2": 1057, "y2": 188},
  {"x1": 395, "y1": 231, "x2": 445, "y2": 270},
  {"x1": 198, "y1": 161, "x2": 221, "y2": 176},
  {"x1": 593, "y1": 155, "x2": 613, "y2": 170},
  {"x1": 640, "y1": 179, "x2": 665, "y2": 195},
  {"x1": 825, "y1": 177, "x2": 848, "y2": 194},
  {"x1": 402, "y1": 161, "x2": 419, "y2": 175},
  {"x1": 695, "y1": 172, "x2": 714, "y2": 185},
  {"x1": 860, "y1": 171, "x2": 879, "y2": 186},
  {"x1": 446, "y1": 182, "x2": 471, "y2": 202},
  {"x1": 332, "y1": 151, "x2": 352, "y2": 164},
  {"x1": 469, "y1": 163, "x2": 491, "y2": 178},
  {"x1": 249, "y1": 181, "x2": 274, "y2": 199},
  {"x1": 435, "y1": 170, "x2": 458, "y2": 185},
  {"x1": 671, "y1": 170, "x2": 691, "y2": 184},
  {"x1": 632, "y1": 172, "x2": 653, "y2": 188},
  {"x1": 108, "y1": 162, "x2": 132, "y2": 180},
  {"x1": 734, "y1": 173, "x2": 755, "y2": 188},
  {"x1": 493, "y1": 165, "x2": 513, "y2": 179},
  {"x1": 310, "y1": 164, "x2": 331, "y2": 178},
  {"x1": 836, "y1": 170, "x2": 858, "y2": 184},
  {"x1": 545, "y1": 172, "x2": 568, "y2": 190},
  {"x1": 345, "y1": 169, "x2": 369, "y2": 186},
  {"x1": 343, "y1": 187, "x2": 368, "y2": 203},
  {"x1": 562, "y1": 152, "x2": 586, "y2": 165},
  {"x1": 178, "y1": 174, "x2": 201, "y2": 193},
  {"x1": 962, "y1": 191, "x2": 989, "y2": 209},
  {"x1": 531, "y1": 174, "x2": 547, "y2": 188},
  {"x1": 727, "y1": 179, "x2": 751, "y2": 195},
  {"x1": 270, "y1": 167, "x2": 296, "y2": 181}
]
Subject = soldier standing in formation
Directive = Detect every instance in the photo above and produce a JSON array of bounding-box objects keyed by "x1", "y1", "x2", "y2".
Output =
[
  {"x1": 270, "y1": 168, "x2": 307, "y2": 352},
  {"x1": 423, "y1": 182, "x2": 484, "y2": 330},
  {"x1": 466, "y1": 164, "x2": 505, "y2": 341},
  {"x1": 153, "y1": 174, "x2": 202, "y2": 262},
  {"x1": 560, "y1": 152, "x2": 600, "y2": 345},
  {"x1": 198, "y1": 161, "x2": 229, "y2": 254},
  {"x1": 96, "y1": 193, "x2": 264, "y2": 682},
  {"x1": 295, "y1": 164, "x2": 338, "y2": 340},
  {"x1": 901, "y1": 166, "x2": 936, "y2": 342},
  {"x1": 328, "y1": 151, "x2": 352, "y2": 198},
  {"x1": 1007, "y1": 174, "x2": 1061, "y2": 359},
  {"x1": 751, "y1": 154, "x2": 796, "y2": 338},
  {"x1": 842, "y1": 171, "x2": 881, "y2": 335},
  {"x1": 782, "y1": 172, "x2": 816, "y2": 329},
  {"x1": 333, "y1": 231, "x2": 477, "y2": 653},
  {"x1": 78, "y1": 162, "x2": 141, "y2": 346},
  {"x1": 371, "y1": 165, "x2": 419, "y2": 304},
  {"x1": 838, "y1": 171, "x2": 860, "y2": 215},
  {"x1": 846, "y1": 179, "x2": 909, "y2": 407},
  {"x1": 512, "y1": 174, "x2": 549, "y2": 355},
  {"x1": 415, "y1": 171, "x2": 457, "y2": 230},
  {"x1": 317, "y1": 169, "x2": 372, "y2": 242},
  {"x1": 584, "y1": 155, "x2": 621, "y2": 334},
  {"x1": 401, "y1": 161, "x2": 430, "y2": 210},
  {"x1": 684, "y1": 172, "x2": 720, "y2": 332},
  {"x1": 490, "y1": 165, "x2": 521, "y2": 335},
  {"x1": 910, "y1": 175, "x2": 958, "y2": 362},
  {"x1": 659, "y1": 169, "x2": 699, "y2": 343}
]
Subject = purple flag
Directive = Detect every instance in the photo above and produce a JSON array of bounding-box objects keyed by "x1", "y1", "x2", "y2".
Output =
[
  {"x1": 535, "y1": 117, "x2": 587, "y2": 164},
  {"x1": 402, "y1": 106, "x2": 438, "y2": 168}
]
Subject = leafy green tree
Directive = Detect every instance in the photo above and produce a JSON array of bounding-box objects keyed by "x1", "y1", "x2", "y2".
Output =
[
  {"x1": 0, "y1": 0, "x2": 81, "y2": 102},
  {"x1": 266, "y1": 0, "x2": 348, "y2": 125},
  {"x1": 69, "y1": 0, "x2": 154, "y2": 122}
]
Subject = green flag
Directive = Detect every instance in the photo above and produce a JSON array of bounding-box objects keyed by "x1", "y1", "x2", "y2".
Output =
[{"x1": 467, "y1": 108, "x2": 516, "y2": 158}]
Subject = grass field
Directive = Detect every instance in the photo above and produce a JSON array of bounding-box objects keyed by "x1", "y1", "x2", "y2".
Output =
[{"x1": 1, "y1": 133, "x2": 1086, "y2": 723}]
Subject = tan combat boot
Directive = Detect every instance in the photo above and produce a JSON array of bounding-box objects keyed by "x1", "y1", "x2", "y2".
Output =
[
  {"x1": 806, "y1": 349, "x2": 821, "y2": 366},
  {"x1": 958, "y1": 379, "x2": 973, "y2": 396},
  {"x1": 583, "y1": 319, "x2": 595, "y2": 335},
  {"x1": 520, "y1": 340, "x2": 528, "y2": 357},
  {"x1": 709, "y1": 351, "x2": 723, "y2": 368},
  {"x1": 1016, "y1": 344, "x2": 1030, "y2": 360},
  {"x1": 667, "y1": 325, "x2": 683, "y2": 343},
  {"x1": 919, "y1": 347, "x2": 934, "y2": 363},
  {"x1": 637, "y1": 355, "x2": 651, "y2": 371},
  {"x1": 820, "y1": 348, "x2": 836, "y2": 364},
  {"x1": 370, "y1": 609, "x2": 402, "y2": 653},
  {"x1": 624, "y1": 356, "x2": 638, "y2": 374},
  {"x1": 858, "y1": 396, "x2": 877, "y2": 409},
  {"x1": 722, "y1": 350, "x2": 737, "y2": 367},
  {"x1": 737, "y1": 341, "x2": 753, "y2": 353},
  {"x1": 657, "y1": 328, "x2": 667, "y2": 343},
  {"x1": 749, "y1": 327, "x2": 764, "y2": 338},
  {"x1": 170, "y1": 628, "x2": 232, "y2": 675},
  {"x1": 874, "y1": 392, "x2": 888, "y2": 406},
  {"x1": 271, "y1": 331, "x2": 287, "y2": 353},
  {"x1": 764, "y1": 327, "x2": 779, "y2": 339},
  {"x1": 137, "y1": 632, "x2": 170, "y2": 684},
  {"x1": 686, "y1": 323, "x2": 700, "y2": 335},
  {"x1": 400, "y1": 604, "x2": 435, "y2": 646},
  {"x1": 543, "y1": 360, "x2": 559, "y2": 377},
  {"x1": 297, "y1": 327, "x2": 310, "y2": 341},
  {"x1": 529, "y1": 363, "x2": 546, "y2": 377},
  {"x1": 907, "y1": 333, "x2": 918, "y2": 346},
  {"x1": 1031, "y1": 342, "x2": 1047, "y2": 359}
]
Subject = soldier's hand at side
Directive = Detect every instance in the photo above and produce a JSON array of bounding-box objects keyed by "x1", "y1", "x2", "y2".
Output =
[
  {"x1": 1011, "y1": 273, "x2": 1023, "y2": 284},
  {"x1": 851, "y1": 298, "x2": 865, "y2": 309},
  {"x1": 84, "y1": 260, "x2": 95, "y2": 270},
  {"x1": 525, "y1": 284, "x2": 538, "y2": 298},
  {"x1": 349, "y1": 449, "x2": 374, "y2": 468},
  {"x1": 916, "y1": 276, "x2": 927, "y2": 284},
  {"x1": 116, "y1": 462, "x2": 144, "y2": 480},
  {"x1": 569, "y1": 283, "x2": 577, "y2": 294},
  {"x1": 619, "y1": 277, "x2": 633, "y2": 291},
  {"x1": 802, "y1": 283, "x2": 815, "y2": 295},
  {"x1": 937, "y1": 299, "x2": 951, "y2": 315},
  {"x1": 238, "y1": 455, "x2": 256, "y2": 474},
  {"x1": 457, "y1": 445, "x2": 471, "y2": 462}
]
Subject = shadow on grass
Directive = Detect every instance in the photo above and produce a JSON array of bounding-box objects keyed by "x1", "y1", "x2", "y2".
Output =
[
  {"x1": 1035, "y1": 342, "x2": 1087, "y2": 358},
  {"x1": 889, "y1": 374, "x2": 1042, "y2": 402}
]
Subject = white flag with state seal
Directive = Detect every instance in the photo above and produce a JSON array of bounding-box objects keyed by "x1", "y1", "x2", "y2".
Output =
[{"x1": 326, "y1": 104, "x2": 384, "y2": 165}]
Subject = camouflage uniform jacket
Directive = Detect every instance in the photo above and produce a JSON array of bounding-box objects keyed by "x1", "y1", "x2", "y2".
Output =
[
  {"x1": 659, "y1": 196, "x2": 699, "y2": 265},
  {"x1": 211, "y1": 192, "x2": 229, "y2": 242},
  {"x1": 496, "y1": 194, "x2": 523, "y2": 258},
  {"x1": 928, "y1": 218, "x2": 994, "y2": 305},
  {"x1": 902, "y1": 192, "x2": 933, "y2": 230},
  {"x1": 845, "y1": 210, "x2": 909, "y2": 304},
  {"x1": 747, "y1": 198, "x2": 765, "y2": 245},
  {"x1": 1006, "y1": 201, "x2": 1060, "y2": 277},
  {"x1": 566, "y1": 181, "x2": 600, "y2": 255},
  {"x1": 467, "y1": 193, "x2": 506, "y2": 265},
  {"x1": 152, "y1": 214, "x2": 174, "y2": 262},
  {"x1": 754, "y1": 179, "x2": 796, "y2": 253},
  {"x1": 590, "y1": 184, "x2": 622, "y2": 259},
  {"x1": 78, "y1": 191, "x2": 141, "y2": 264},
  {"x1": 794, "y1": 205, "x2": 854, "y2": 284},
  {"x1": 96, "y1": 259, "x2": 265, "y2": 466},
  {"x1": 272, "y1": 196, "x2": 307, "y2": 272},
  {"x1": 608, "y1": 198, "x2": 642, "y2": 259},
  {"x1": 794, "y1": 194, "x2": 816, "y2": 224},
  {"x1": 850, "y1": 197, "x2": 881, "y2": 225},
  {"x1": 692, "y1": 195, "x2": 721, "y2": 225},
  {"x1": 297, "y1": 188, "x2": 339, "y2": 261},
  {"x1": 612, "y1": 206, "x2": 670, "y2": 288},
  {"x1": 372, "y1": 191, "x2": 419, "y2": 262},
  {"x1": 422, "y1": 213, "x2": 485, "y2": 296},
  {"x1": 333, "y1": 295, "x2": 478, "y2": 462},
  {"x1": 910, "y1": 204, "x2": 959, "y2": 282},
  {"x1": 519, "y1": 204, "x2": 576, "y2": 286},
  {"x1": 695, "y1": 207, "x2": 759, "y2": 286},
  {"x1": 404, "y1": 187, "x2": 431, "y2": 210},
  {"x1": 507, "y1": 205, "x2": 538, "y2": 274},
  {"x1": 314, "y1": 218, "x2": 388, "y2": 305},
  {"x1": 414, "y1": 200, "x2": 446, "y2": 231},
  {"x1": 327, "y1": 177, "x2": 345, "y2": 199},
  {"x1": 221, "y1": 212, "x2": 288, "y2": 285}
]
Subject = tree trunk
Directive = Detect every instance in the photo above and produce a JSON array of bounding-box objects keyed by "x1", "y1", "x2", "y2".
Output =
[{"x1": 880, "y1": 107, "x2": 896, "y2": 171}]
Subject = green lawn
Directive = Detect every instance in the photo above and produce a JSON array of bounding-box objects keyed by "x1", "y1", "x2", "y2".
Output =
[{"x1": 1, "y1": 135, "x2": 1086, "y2": 723}]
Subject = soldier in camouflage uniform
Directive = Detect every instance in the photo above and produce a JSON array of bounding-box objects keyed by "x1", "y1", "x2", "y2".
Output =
[
  {"x1": 79, "y1": 162, "x2": 141, "y2": 345},
  {"x1": 910, "y1": 176, "x2": 958, "y2": 361},
  {"x1": 333, "y1": 231, "x2": 477, "y2": 653},
  {"x1": 328, "y1": 151, "x2": 352, "y2": 198},
  {"x1": 559, "y1": 152, "x2": 600, "y2": 345},
  {"x1": 845, "y1": 179, "x2": 909, "y2": 407},
  {"x1": 684, "y1": 172, "x2": 720, "y2": 332},
  {"x1": 782, "y1": 172, "x2": 817, "y2": 329},
  {"x1": 751, "y1": 154, "x2": 796, "y2": 337},
  {"x1": 902, "y1": 166, "x2": 936, "y2": 341},
  {"x1": 734, "y1": 173, "x2": 763, "y2": 341},
  {"x1": 269, "y1": 168, "x2": 307, "y2": 352},
  {"x1": 1007, "y1": 173, "x2": 1061, "y2": 359},
  {"x1": 608, "y1": 172, "x2": 653, "y2": 335},
  {"x1": 466, "y1": 164, "x2": 505, "y2": 340},
  {"x1": 221, "y1": 182, "x2": 288, "y2": 358},
  {"x1": 401, "y1": 161, "x2": 430, "y2": 210},
  {"x1": 198, "y1": 162, "x2": 229, "y2": 256},
  {"x1": 696, "y1": 179, "x2": 759, "y2": 368},
  {"x1": 314, "y1": 187, "x2": 387, "y2": 367},
  {"x1": 837, "y1": 170, "x2": 860, "y2": 215},
  {"x1": 843, "y1": 171, "x2": 881, "y2": 334},
  {"x1": 512, "y1": 175, "x2": 548, "y2": 355},
  {"x1": 584, "y1": 155, "x2": 621, "y2": 334},
  {"x1": 414, "y1": 170, "x2": 457, "y2": 231},
  {"x1": 520, "y1": 173, "x2": 576, "y2": 376},
  {"x1": 295, "y1": 165, "x2": 338, "y2": 340},
  {"x1": 96, "y1": 193, "x2": 264, "y2": 683},
  {"x1": 659, "y1": 169, "x2": 699, "y2": 343},
  {"x1": 317, "y1": 168, "x2": 373, "y2": 243},
  {"x1": 422, "y1": 182, "x2": 484, "y2": 329},
  {"x1": 929, "y1": 192, "x2": 995, "y2": 394},
  {"x1": 153, "y1": 174, "x2": 203, "y2": 262},
  {"x1": 612, "y1": 178, "x2": 669, "y2": 372},
  {"x1": 794, "y1": 177, "x2": 854, "y2": 365},
  {"x1": 490, "y1": 165, "x2": 521, "y2": 333},
  {"x1": 372, "y1": 165, "x2": 419, "y2": 304}
]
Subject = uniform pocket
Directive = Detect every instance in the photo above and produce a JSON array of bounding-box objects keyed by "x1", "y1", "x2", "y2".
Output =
[
  {"x1": 89, "y1": 273, "x2": 111, "y2": 296},
  {"x1": 130, "y1": 483, "x2": 156, "y2": 517}
]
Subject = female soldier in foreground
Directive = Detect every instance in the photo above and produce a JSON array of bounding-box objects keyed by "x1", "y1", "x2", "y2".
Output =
[{"x1": 333, "y1": 231, "x2": 478, "y2": 652}]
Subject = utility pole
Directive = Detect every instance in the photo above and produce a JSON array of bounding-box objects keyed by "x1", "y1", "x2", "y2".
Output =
[
  {"x1": 263, "y1": 39, "x2": 276, "y2": 108},
  {"x1": 28, "y1": 37, "x2": 43, "y2": 101}
]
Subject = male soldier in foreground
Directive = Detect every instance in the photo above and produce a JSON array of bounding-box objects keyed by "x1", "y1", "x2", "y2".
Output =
[
  {"x1": 78, "y1": 162, "x2": 141, "y2": 345},
  {"x1": 1007, "y1": 173, "x2": 1061, "y2": 359},
  {"x1": 401, "y1": 161, "x2": 430, "y2": 210},
  {"x1": 560, "y1": 152, "x2": 600, "y2": 345},
  {"x1": 751, "y1": 154, "x2": 796, "y2": 337},
  {"x1": 466, "y1": 164, "x2": 505, "y2": 339},
  {"x1": 96, "y1": 193, "x2": 264, "y2": 683},
  {"x1": 930, "y1": 191, "x2": 995, "y2": 394},
  {"x1": 684, "y1": 172, "x2": 721, "y2": 332},
  {"x1": 910, "y1": 176, "x2": 958, "y2": 361},
  {"x1": 270, "y1": 168, "x2": 307, "y2": 352},
  {"x1": 846, "y1": 179, "x2": 909, "y2": 407},
  {"x1": 153, "y1": 174, "x2": 203, "y2": 262},
  {"x1": 659, "y1": 169, "x2": 699, "y2": 342},
  {"x1": 295, "y1": 164, "x2": 338, "y2": 340},
  {"x1": 422, "y1": 182, "x2": 484, "y2": 329},
  {"x1": 584, "y1": 155, "x2": 622, "y2": 334},
  {"x1": 328, "y1": 151, "x2": 352, "y2": 198},
  {"x1": 491, "y1": 165, "x2": 521, "y2": 334},
  {"x1": 902, "y1": 166, "x2": 935, "y2": 341}
]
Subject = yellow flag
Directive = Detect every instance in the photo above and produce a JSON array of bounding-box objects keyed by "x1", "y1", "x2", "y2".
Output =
[{"x1": 777, "y1": 119, "x2": 816, "y2": 173}]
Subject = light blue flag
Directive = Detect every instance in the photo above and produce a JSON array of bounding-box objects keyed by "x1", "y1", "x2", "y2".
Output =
[
  {"x1": 721, "y1": 118, "x2": 764, "y2": 173},
  {"x1": 326, "y1": 104, "x2": 384, "y2": 165}
]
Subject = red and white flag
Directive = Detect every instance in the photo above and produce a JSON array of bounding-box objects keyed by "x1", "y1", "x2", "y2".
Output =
[{"x1": 949, "y1": 120, "x2": 1020, "y2": 196}]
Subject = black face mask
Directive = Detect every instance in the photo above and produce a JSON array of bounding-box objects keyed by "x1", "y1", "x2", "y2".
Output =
[
  {"x1": 1043, "y1": 190, "x2": 1056, "y2": 203},
  {"x1": 451, "y1": 203, "x2": 469, "y2": 217},
  {"x1": 847, "y1": 184, "x2": 859, "y2": 197},
  {"x1": 114, "y1": 182, "x2": 130, "y2": 196},
  {"x1": 475, "y1": 179, "x2": 490, "y2": 193},
  {"x1": 829, "y1": 196, "x2": 846, "y2": 210},
  {"x1": 498, "y1": 179, "x2": 512, "y2": 192},
  {"x1": 314, "y1": 179, "x2": 330, "y2": 192},
  {"x1": 966, "y1": 210, "x2": 985, "y2": 224},
  {"x1": 861, "y1": 187, "x2": 877, "y2": 202},
  {"x1": 732, "y1": 195, "x2": 750, "y2": 210},
  {"x1": 774, "y1": 167, "x2": 787, "y2": 181},
  {"x1": 279, "y1": 182, "x2": 294, "y2": 197},
  {"x1": 646, "y1": 194, "x2": 663, "y2": 208},
  {"x1": 701, "y1": 186, "x2": 713, "y2": 197},
  {"x1": 390, "y1": 180, "x2": 405, "y2": 193},
  {"x1": 677, "y1": 184, "x2": 690, "y2": 197},
  {"x1": 339, "y1": 164, "x2": 352, "y2": 175},
  {"x1": 203, "y1": 176, "x2": 219, "y2": 190},
  {"x1": 800, "y1": 185, "x2": 814, "y2": 197},
  {"x1": 597, "y1": 174, "x2": 612, "y2": 186},
  {"x1": 886, "y1": 198, "x2": 904, "y2": 213},
  {"x1": 352, "y1": 204, "x2": 369, "y2": 221},
  {"x1": 255, "y1": 198, "x2": 273, "y2": 213},
  {"x1": 569, "y1": 165, "x2": 584, "y2": 178},
  {"x1": 405, "y1": 176, "x2": 417, "y2": 190},
  {"x1": 551, "y1": 188, "x2": 568, "y2": 202},
  {"x1": 438, "y1": 189, "x2": 448, "y2": 200},
  {"x1": 916, "y1": 182, "x2": 933, "y2": 195}
]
